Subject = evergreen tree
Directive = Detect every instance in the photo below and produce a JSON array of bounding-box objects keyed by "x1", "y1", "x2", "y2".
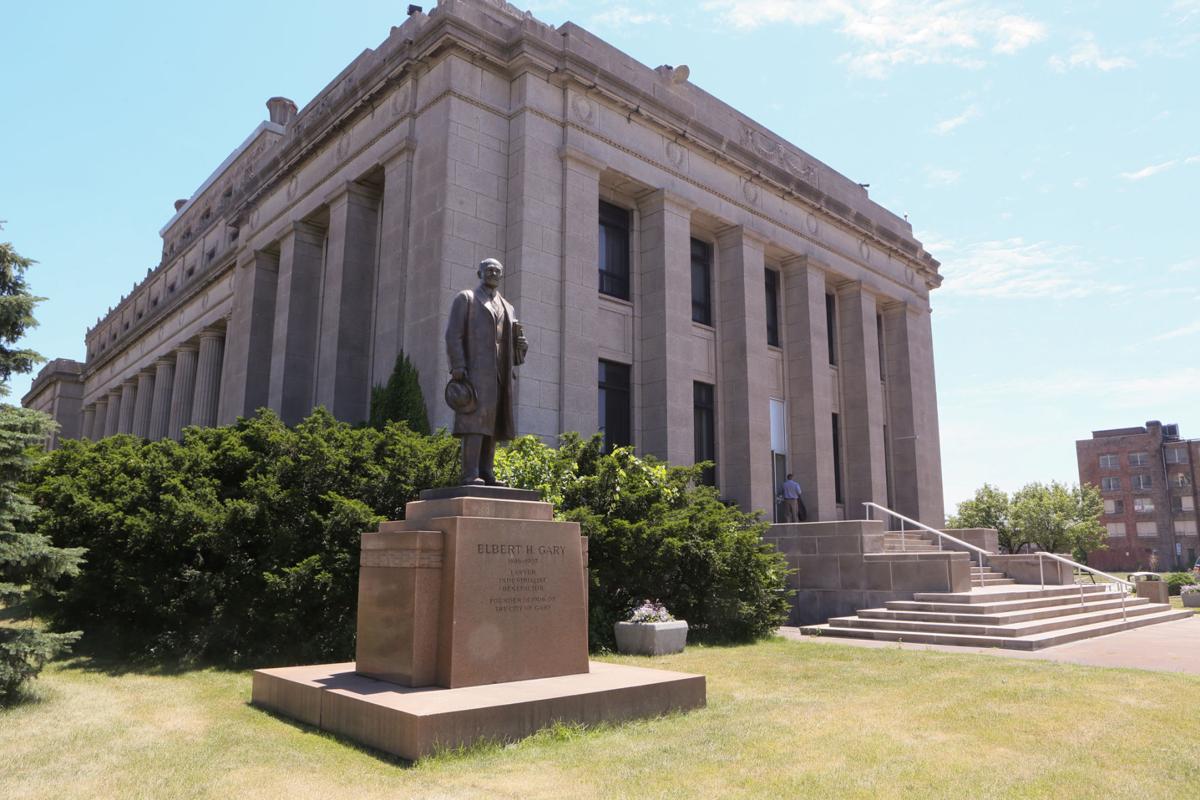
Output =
[
  {"x1": 368, "y1": 351, "x2": 430, "y2": 434},
  {"x1": 0, "y1": 229, "x2": 83, "y2": 702}
]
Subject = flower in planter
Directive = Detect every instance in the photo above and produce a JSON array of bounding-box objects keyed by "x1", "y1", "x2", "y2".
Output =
[
  {"x1": 627, "y1": 599, "x2": 675, "y2": 624},
  {"x1": 1181, "y1": 585, "x2": 1200, "y2": 595}
]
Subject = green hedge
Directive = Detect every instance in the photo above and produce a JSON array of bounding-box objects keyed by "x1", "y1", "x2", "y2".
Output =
[{"x1": 31, "y1": 413, "x2": 790, "y2": 664}]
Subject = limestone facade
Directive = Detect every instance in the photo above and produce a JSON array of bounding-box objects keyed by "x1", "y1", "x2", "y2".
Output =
[{"x1": 25, "y1": 0, "x2": 945, "y2": 524}]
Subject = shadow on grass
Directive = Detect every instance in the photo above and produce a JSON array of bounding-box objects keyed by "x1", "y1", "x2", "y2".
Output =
[{"x1": 246, "y1": 702, "x2": 417, "y2": 768}]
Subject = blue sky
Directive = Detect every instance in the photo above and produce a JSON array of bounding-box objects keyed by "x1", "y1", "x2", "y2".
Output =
[{"x1": 2, "y1": 1, "x2": 1197, "y2": 515}]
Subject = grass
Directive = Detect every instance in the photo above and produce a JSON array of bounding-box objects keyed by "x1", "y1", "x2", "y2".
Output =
[{"x1": 4, "y1": 639, "x2": 1200, "y2": 799}]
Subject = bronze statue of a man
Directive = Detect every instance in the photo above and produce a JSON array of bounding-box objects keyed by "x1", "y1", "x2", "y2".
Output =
[{"x1": 444, "y1": 258, "x2": 528, "y2": 485}]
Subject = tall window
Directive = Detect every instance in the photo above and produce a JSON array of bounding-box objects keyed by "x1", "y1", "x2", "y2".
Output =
[
  {"x1": 1132, "y1": 474, "x2": 1153, "y2": 490},
  {"x1": 598, "y1": 201, "x2": 630, "y2": 300},
  {"x1": 1134, "y1": 497, "x2": 1155, "y2": 512},
  {"x1": 598, "y1": 360, "x2": 631, "y2": 452},
  {"x1": 764, "y1": 268, "x2": 780, "y2": 346},
  {"x1": 1129, "y1": 452, "x2": 1150, "y2": 466},
  {"x1": 876, "y1": 312, "x2": 885, "y2": 380},
  {"x1": 832, "y1": 412, "x2": 844, "y2": 504},
  {"x1": 691, "y1": 238, "x2": 712, "y2": 325},
  {"x1": 1165, "y1": 447, "x2": 1189, "y2": 464},
  {"x1": 693, "y1": 382, "x2": 716, "y2": 486},
  {"x1": 1099, "y1": 454, "x2": 1119, "y2": 469},
  {"x1": 1101, "y1": 476, "x2": 1121, "y2": 492},
  {"x1": 825, "y1": 292, "x2": 838, "y2": 366}
]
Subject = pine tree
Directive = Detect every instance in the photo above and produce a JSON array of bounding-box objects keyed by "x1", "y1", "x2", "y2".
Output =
[
  {"x1": 368, "y1": 351, "x2": 431, "y2": 435},
  {"x1": 0, "y1": 228, "x2": 83, "y2": 702}
]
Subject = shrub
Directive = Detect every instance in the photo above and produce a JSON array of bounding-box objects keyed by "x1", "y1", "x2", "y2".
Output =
[
  {"x1": 368, "y1": 351, "x2": 430, "y2": 435},
  {"x1": 496, "y1": 434, "x2": 791, "y2": 649},
  {"x1": 1164, "y1": 572, "x2": 1196, "y2": 596},
  {"x1": 31, "y1": 409, "x2": 458, "y2": 664}
]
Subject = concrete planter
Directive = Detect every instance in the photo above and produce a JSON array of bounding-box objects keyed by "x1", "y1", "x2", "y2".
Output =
[
  {"x1": 614, "y1": 620, "x2": 689, "y2": 655},
  {"x1": 1182, "y1": 591, "x2": 1200, "y2": 608}
]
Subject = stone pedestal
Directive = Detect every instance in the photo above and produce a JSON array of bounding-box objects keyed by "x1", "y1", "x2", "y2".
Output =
[{"x1": 252, "y1": 486, "x2": 705, "y2": 759}]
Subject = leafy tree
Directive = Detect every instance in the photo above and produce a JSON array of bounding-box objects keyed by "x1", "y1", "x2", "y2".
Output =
[
  {"x1": 0, "y1": 230, "x2": 84, "y2": 702},
  {"x1": 949, "y1": 481, "x2": 1105, "y2": 559},
  {"x1": 496, "y1": 434, "x2": 791, "y2": 648},
  {"x1": 368, "y1": 351, "x2": 430, "y2": 434},
  {"x1": 947, "y1": 483, "x2": 1013, "y2": 550},
  {"x1": 1010, "y1": 481, "x2": 1105, "y2": 560}
]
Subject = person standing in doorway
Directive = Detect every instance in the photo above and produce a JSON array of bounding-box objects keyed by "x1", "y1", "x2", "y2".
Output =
[{"x1": 781, "y1": 473, "x2": 805, "y2": 522}]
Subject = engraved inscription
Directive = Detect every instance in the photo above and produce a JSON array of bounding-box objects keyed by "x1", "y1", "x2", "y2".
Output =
[
  {"x1": 360, "y1": 549, "x2": 443, "y2": 569},
  {"x1": 477, "y1": 543, "x2": 567, "y2": 614}
]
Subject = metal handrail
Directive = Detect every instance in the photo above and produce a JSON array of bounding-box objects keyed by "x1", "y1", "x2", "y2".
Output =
[
  {"x1": 863, "y1": 502, "x2": 991, "y2": 587},
  {"x1": 1033, "y1": 551, "x2": 1133, "y2": 592}
]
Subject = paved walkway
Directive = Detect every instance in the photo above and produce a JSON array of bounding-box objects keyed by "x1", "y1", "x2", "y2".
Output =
[{"x1": 779, "y1": 616, "x2": 1200, "y2": 675}]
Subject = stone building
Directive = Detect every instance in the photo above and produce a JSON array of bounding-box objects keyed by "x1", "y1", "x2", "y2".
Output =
[
  {"x1": 1077, "y1": 421, "x2": 1199, "y2": 571},
  {"x1": 24, "y1": 0, "x2": 945, "y2": 524}
]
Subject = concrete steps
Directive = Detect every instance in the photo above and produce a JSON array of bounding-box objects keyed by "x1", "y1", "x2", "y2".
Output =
[{"x1": 801, "y1": 583, "x2": 1193, "y2": 650}]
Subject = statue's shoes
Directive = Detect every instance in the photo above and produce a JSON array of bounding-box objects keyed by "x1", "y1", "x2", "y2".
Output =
[
  {"x1": 482, "y1": 475, "x2": 508, "y2": 487},
  {"x1": 466, "y1": 477, "x2": 486, "y2": 486}
]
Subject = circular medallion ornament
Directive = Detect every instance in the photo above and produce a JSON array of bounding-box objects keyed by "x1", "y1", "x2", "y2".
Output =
[
  {"x1": 742, "y1": 180, "x2": 759, "y2": 204},
  {"x1": 336, "y1": 131, "x2": 352, "y2": 160},
  {"x1": 806, "y1": 213, "x2": 819, "y2": 234},
  {"x1": 666, "y1": 140, "x2": 685, "y2": 167},
  {"x1": 859, "y1": 240, "x2": 871, "y2": 261},
  {"x1": 391, "y1": 84, "x2": 410, "y2": 117},
  {"x1": 287, "y1": 176, "x2": 299, "y2": 201},
  {"x1": 571, "y1": 95, "x2": 594, "y2": 125}
]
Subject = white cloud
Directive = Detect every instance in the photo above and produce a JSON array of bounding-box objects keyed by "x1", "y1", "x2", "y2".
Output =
[
  {"x1": 925, "y1": 166, "x2": 962, "y2": 186},
  {"x1": 1169, "y1": 257, "x2": 1200, "y2": 273},
  {"x1": 932, "y1": 104, "x2": 980, "y2": 135},
  {"x1": 1120, "y1": 160, "x2": 1177, "y2": 180},
  {"x1": 1152, "y1": 321, "x2": 1200, "y2": 342},
  {"x1": 1186, "y1": 155, "x2": 1200, "y2": 164},
  {"x1": 1072, "y1": 178, "x2": 1088, "y2": 189},
  {"x1": 1172, "y1": 0, "x2": 1200, "y2": 23},
  {"x1": 704, "y1": 0, "x2": 1046, "y2": 77},
  {"x1": 959, "y1": 369, "x2": 1200, "y2": 410},
  {"x1": 589, "y1": 6, "x2": 670, "y2": 27},
  {"x1": 1048, "y1": 34, "x2": 1135, "y2": 71},
  {"x1": 927, "y1": 235, "x2": 1126, "y2": 299}
]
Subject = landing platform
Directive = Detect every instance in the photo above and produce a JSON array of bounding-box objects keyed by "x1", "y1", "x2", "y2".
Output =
[{"x1": 251, "y1": 661, "x2": 706, "y2": 761}]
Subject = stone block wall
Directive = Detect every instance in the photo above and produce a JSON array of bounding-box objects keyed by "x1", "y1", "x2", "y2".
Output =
[{"x1": 765, "y1": 520, "x2": 971, "y2": 625}]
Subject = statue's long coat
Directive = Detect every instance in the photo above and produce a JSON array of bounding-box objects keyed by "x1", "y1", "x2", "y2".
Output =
[{"x1": 444, "y1": 286, "x2": 522, "y2": 439}]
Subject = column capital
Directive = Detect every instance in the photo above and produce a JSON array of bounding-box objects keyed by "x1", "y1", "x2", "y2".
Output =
[
  {"x1": 199, "y1": 325, "x2": 225, "y2": 342},
  {"x1": 154, "y1": 356, "x2": 175, "y2": 368},
  {"x1": 175, "y1": 341, "x2": 201, "y2": 354},
  {"x1": 380, "y1": 137, "x2": 417, "y2": 170},
  {"x1": 558, "y1": 145, "x2": 605, "y2": 175},
  {"x1": 716, "y1": 224, "x2": 770, "y2": 250},
  {"x1": 287, "y1": 220, "x2": 327, "y2": 246},
  {"x1": 780, "y1": 253, "x2": 809, "y2": 269},
  {"x1": 324, "y1": 179, "x2": 381, "y2": 209},
  {"x1": 636, "y1": 187, "x2": 695, "y2": 215}
]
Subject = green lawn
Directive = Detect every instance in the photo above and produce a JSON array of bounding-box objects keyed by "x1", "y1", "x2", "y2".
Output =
[{"x1": 4, "y1": 639, "x2": 1200, "y2": 799}]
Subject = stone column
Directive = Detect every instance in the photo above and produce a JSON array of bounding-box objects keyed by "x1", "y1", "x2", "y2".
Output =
[
  {"x1": 117, "y1": 380, "x2": 138, "y2": 434},
  {"x1": 168, "y1": 344, "x2": 199, "y2": 439},
  {"x1": 191, "y1": 327, "x2": 225, "y2": 427},
  {"x1": 783, "y1": 258, "x2": 837, "y2": 521},
  {"x1": 148, "y1": 357, "x2": 175, "y2": 440},
  {"x1": 372, "y1": 142, "x2": 414, "y2": 392},
  {"x1": 837, "y1": 282, "x2": 888, "y2": 519},
  {"x1": 219, "y1": 250, "x2": 279, "y2": 424},
  {"x1": 558, "y1": 147, "x2": 603, "y2": 437},
  {"x1": 103, "y1": 389, "x2": 121, "y2": 437},
  {"x1": 80, "y1": 405, "x2": 97, "y2": 442},
  {"x1": 269, "y1": 221, "x2": 326, "y2": 425},
  {"x1": 132, "y1": 370, "x2": 155, "y2": 438},
  {"x1": 883, "y1": 301, "x2": 945, "y2": 527},
  {"x1": 316, "y1": 182, "x2": 380, "y2": 423},
  {"x1": 716, "y1": 226, "x2": 774, "y2": 515},
  {"x1": 638, "y1": 189, "x2": 694, "y2": 465}
]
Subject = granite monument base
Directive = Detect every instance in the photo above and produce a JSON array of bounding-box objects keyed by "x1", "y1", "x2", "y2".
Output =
[
  {"x1": 252, "y1": 660, "x2": 706, "y2": 761},
  {"x1": 252, "y1": 485, "x2": 706, "y2": 758}
]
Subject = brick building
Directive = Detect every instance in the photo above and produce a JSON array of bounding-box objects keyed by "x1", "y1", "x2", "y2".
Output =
[
  {"x1": 23, "y1": 0, "x2": 945, "y2": 524},
  {"x1": 1077, "y1": 421, "x2": 1199, "y2": 571}
]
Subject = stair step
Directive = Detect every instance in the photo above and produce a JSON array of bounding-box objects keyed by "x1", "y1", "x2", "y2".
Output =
[
  {"x1": 801, "y1": 607, "x2": 1193, "y2": 650},
  {"x1": 859, "y1": 596, "x2": 1153, "y2": 625},
  {"x1": 912, "y1": 584, "x2": 1109, "y2": 604},
  {"x1": 829, "y1": 601, "x2": 1171, "y2": 638},
  {"x1": 888, "y1": 590, "x2": 1124, "y2": 615}
]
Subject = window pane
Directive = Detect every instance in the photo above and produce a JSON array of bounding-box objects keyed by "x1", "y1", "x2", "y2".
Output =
[
  {"x1": 691, "y1": 239, "x2": 712, "y2": 325},
  {"x1": 598, "y1": 201, "x2": 630, "y2": 300},
  {"x1": 693, "y1": 381, "x2": 716, "y2": 486},
  {"x1": 765, "y1": 268, "x2": 780, "y2": 347},
  {"x1": 832, "y1": 412, "x2": 844, "y2": 503},
  {"x1": 825, "y1": 293, "x2": 838, "y2": 366},
  {"x1": 598, "y1": 360, "x2": 631, "y2": 452}
]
